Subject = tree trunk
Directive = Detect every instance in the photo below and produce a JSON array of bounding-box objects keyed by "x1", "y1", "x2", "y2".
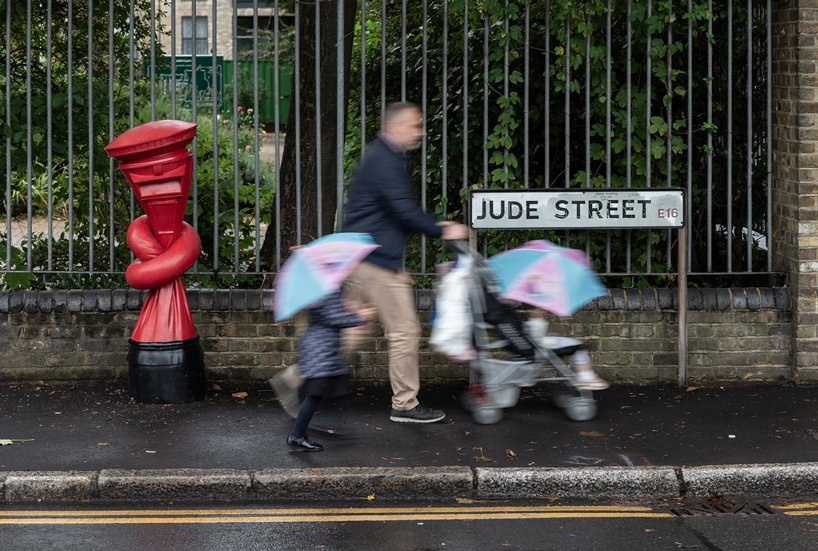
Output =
[{"x1": 259, "y1": 0, "x2": 357, "y2": 272}]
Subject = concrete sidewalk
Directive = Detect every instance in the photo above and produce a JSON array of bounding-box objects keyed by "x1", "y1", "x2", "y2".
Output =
[{"x1": 1, "y1": 381, "x2": 818, "y2": 503}]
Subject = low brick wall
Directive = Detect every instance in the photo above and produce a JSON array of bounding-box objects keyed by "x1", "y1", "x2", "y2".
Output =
[{"x1": 0, "y1": 288, "x2": 793, "y2": 384}]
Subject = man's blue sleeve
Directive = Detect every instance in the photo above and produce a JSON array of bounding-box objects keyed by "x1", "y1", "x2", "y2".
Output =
[{"x1": 378, "y1": 156, "x2": 442, "y2": 238}]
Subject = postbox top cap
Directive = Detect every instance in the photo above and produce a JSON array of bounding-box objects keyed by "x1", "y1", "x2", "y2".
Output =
[{"x1": 105, "y1": 120, "x2": 198, "y2": 161}]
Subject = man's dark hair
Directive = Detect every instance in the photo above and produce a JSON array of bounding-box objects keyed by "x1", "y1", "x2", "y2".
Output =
[{"x1": 383, "y1": 102, "x2": 420, "y2": 127}]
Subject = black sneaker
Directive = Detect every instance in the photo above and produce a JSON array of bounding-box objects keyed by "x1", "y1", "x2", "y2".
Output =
[{"x1": 389, "y1": 404, "x2": 446, "y2": 423}]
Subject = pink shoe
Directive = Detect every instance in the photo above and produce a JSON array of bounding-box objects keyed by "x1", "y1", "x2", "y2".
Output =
[{"x1": 575, "y1": 373, "x2": 610, "y2": 390}]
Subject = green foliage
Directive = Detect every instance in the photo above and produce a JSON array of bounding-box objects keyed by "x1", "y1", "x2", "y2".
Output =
[
  {"x1": 182, "y1": 103, "x2": 275, "y2": 286},
  {"x1": 346, "y1": 0, "x2": 770, "y2": 284},
  {"x1": 0, "y1": 1, "x2": 772, "y2": 290},
  {"x1": 0, "y1": 0, "x2": 274, "y2": 289},
  {"x1": 0, "y1": 0, "x2": 161, "y2": 288}
]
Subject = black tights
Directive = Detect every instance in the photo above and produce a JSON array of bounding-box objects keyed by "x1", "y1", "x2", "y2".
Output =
[{"x1": 291, "y1": 394, "x2": 321, "y2": 439}]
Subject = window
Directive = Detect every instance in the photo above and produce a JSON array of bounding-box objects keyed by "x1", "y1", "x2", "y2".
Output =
[
  {"x1": 236, "y1": 16, "x2": 270, "y2": 57},
  {"x1": 181, "y1": 16, "x2": 209, "y2": 55},
  {"x1": 235, "y1": 1, "x2": 276, "y2": 8},
  {"x1": 235, "y1": 15, "x2": 295, "y2": 59}
]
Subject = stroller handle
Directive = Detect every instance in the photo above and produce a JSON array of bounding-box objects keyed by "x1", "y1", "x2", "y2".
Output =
[{"x1": 445, "y1": 238, "x2": 472, "y2": 255}]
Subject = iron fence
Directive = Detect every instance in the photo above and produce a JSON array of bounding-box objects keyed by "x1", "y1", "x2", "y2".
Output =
[{"x1": 0, "y1": 0, "x2": 775, "y2": 289}]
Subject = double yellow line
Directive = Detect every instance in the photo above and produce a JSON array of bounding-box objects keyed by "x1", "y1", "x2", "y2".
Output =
[
  {"x1": 0, "y1": 505, "x2": 671, "y2": 525},
  {"x1": 775, "y1": 502, "x2": 818, "y2": 516}
]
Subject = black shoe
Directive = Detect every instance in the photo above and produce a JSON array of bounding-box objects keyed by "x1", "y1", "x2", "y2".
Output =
[
  {"x1": 287, "y1": 434, "x2": 324, "y2": 452},
  {"x1": 389, "y1": 404, "x2": 446, "y2": 423}
]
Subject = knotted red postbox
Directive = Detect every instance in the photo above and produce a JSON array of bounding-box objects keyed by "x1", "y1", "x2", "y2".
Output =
[{"x1": 105, "y1": 120, "x2": 206, "y2": 403}]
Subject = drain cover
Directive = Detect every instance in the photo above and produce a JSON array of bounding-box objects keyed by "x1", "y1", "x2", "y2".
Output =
[{"x1": 670, "y1": 502, "x2": 777, "y2": 517}]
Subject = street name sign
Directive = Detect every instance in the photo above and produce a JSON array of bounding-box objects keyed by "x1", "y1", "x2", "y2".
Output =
[{"x1": 470, "y1": 189, "x2": 685, "y2": 230}]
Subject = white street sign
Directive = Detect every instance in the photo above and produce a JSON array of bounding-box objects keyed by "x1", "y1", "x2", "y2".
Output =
[{"x1": 471, "y1": 189, "x2": 685, "y2": 230}]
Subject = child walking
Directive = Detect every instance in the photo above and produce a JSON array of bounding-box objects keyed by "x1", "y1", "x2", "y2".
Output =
[{"x1": 287, "y1": 289, "x2": 375, "y2": 452}]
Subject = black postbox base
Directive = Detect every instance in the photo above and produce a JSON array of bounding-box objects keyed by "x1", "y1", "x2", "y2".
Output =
[{"x1": 127, "y1": 337, "x2": 206, "y2": 404}]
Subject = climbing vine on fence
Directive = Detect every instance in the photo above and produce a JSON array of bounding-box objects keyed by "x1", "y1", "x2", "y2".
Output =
[
  {"x1": 346, "y1": 0, "x2": 769, "y2": 285},
  {"x1": 0, "y1": 1, "x2": 772, "y2": 289}
]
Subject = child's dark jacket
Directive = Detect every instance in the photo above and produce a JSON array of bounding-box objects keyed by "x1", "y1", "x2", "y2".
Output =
[{"x1": 298, "y1": 290, "x2": 362, "y2": 379}]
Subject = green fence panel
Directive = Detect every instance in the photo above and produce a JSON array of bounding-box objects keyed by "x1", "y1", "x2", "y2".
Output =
[
  {"x1": 224, "y1": 60, "x2": 292, "y2": 129},
  {"x1": 152, "y1": 55, "x2": 225, "y2": 110}
]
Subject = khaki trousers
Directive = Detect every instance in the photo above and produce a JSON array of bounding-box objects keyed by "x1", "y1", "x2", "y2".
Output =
[{"x1": 345, "y1": 262, "x2": 421, "y2": 411}]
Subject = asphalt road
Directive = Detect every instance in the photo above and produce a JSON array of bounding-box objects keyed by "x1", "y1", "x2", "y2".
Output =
[{"x1": 2, "y1": 498, "x2": 818, "y2": 551}]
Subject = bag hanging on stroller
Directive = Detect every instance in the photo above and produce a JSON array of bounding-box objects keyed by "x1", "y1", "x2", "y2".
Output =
[{"x1": 429, "y1": 257, "x2": 477, "y2": 362}]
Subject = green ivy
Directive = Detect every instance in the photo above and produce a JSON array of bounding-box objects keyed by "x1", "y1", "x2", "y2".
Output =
[
  {"x1": 346, "y1": 0, "x2": 769, "y2": 285},
  {"x1": 1, "y1": 1, "x2": 772, "y2": 289}
]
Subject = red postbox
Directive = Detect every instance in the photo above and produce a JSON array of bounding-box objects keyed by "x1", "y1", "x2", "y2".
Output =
[{"x1": 106, "y1": 120, "x2": 205, "y2": 403}]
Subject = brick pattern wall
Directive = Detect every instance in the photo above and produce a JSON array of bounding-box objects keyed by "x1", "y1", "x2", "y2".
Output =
[
  {"x1": 0, "y1": 289, "x2": 791, "y2": 385},
  {"x1": 772, "y1": 1, "x2": 818, "y2": 379}
]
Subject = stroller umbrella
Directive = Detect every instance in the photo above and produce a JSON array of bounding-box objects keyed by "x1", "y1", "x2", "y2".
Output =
[
  {"x1": 487, "y1": 246, "x2": 606, "y2": 317},
  {"x1": 519, "y1": 239, "x2": 592, "y2": 267},
  {"x1": 273, "y1": 232, "x2": 379, "y2": 322}
]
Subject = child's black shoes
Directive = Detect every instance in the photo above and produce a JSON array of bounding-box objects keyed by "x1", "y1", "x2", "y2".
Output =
[{"x1": 287, "y1": 434, "x2": 324, "y2": 452}]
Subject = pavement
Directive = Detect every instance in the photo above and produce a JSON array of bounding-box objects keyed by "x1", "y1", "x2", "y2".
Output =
[{"x1": 1, "y1": 380, "x2": 818, "y2": 504}]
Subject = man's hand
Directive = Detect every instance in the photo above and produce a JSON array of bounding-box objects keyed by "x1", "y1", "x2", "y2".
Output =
[
  {"x1": 439, "y1": 222, "x2": 469, "y2": 240},
  {"x1": 357, "y1": 305, "x2": 377, "y2": 322}
]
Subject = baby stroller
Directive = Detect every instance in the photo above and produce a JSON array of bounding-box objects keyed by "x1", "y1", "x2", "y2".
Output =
[{"x1": 433, "y1": 240, "x2": 604, "y2": 425}]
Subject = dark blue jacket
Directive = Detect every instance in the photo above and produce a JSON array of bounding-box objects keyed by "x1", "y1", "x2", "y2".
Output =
[
  {"x1": 342, "y1": 136, "x2": 442, "y2": 272},
  {"x1": 298, "y1": 290, "x2": 362, "y2": 380}
]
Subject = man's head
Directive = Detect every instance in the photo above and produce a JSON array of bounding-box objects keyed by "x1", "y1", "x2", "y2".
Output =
[{"x1": 382, "y1": 102, "x2": 424, "y2": 151}]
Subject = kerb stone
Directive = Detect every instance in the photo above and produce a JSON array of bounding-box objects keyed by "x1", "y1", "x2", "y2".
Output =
[
  {"x1": 683, "y1": 463, "x2": 818, "y2": 497},
  {"x1": 4, "y1": 471, "x2": 97, "y2": 502},
  {"x1": 98, "y1": 469, "x2": 251, "y2": 501},
  {"x1": 474, "y1": 467, "x2": 680, "y2": 499},
  {"x1": 254, "y1": 467, "x2": 473, "y2": 500}
]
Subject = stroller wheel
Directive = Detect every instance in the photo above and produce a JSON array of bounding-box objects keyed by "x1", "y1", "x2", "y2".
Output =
[
  {"x1": 472, "y1": 406, "x2": 503, "y2": 425},
  {"x1": 461, "y1": 385, "x2": 486, "y2": 413},
  {"x1": 563, "y1": 397, "x2": 597, "y2": 422},
  {"x1": 551, "y1": 388, "x2": 576, "y2": 410}
]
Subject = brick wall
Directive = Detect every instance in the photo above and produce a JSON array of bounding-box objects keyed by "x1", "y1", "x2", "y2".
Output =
[
  {"x1": 772, "y1": 0, "x2": 818, "y2": 379},
  {"x1": 0, "y1": 289, "x2": 792, "y2": 385}
]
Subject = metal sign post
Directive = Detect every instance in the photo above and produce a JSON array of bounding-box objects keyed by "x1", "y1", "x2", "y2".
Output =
[
  {"x1": 470, "y1": 188, "x2": 688, "y2": 388},
  {"x1": 678, "y1": 222, "x2": 688, "y2": 388}
]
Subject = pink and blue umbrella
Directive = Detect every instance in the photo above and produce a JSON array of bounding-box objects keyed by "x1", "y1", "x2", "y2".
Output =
[
  {"x1": 487, "y1": 245, "x2": 607, "y2": 317},
  {"x1": 519, "y1": 239, "x2": 592, "y2": 267},
  {"x1": 273, "y1": 232, "x2": 379, "y2": 322}
]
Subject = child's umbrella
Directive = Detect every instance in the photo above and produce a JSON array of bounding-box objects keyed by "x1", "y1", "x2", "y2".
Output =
[
  {"x1": 273, "y1": 232, "x2": 379, "y2": 322},
  {"x1": 487, "y1": 245, "x2": 606, "y2": 317}
]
